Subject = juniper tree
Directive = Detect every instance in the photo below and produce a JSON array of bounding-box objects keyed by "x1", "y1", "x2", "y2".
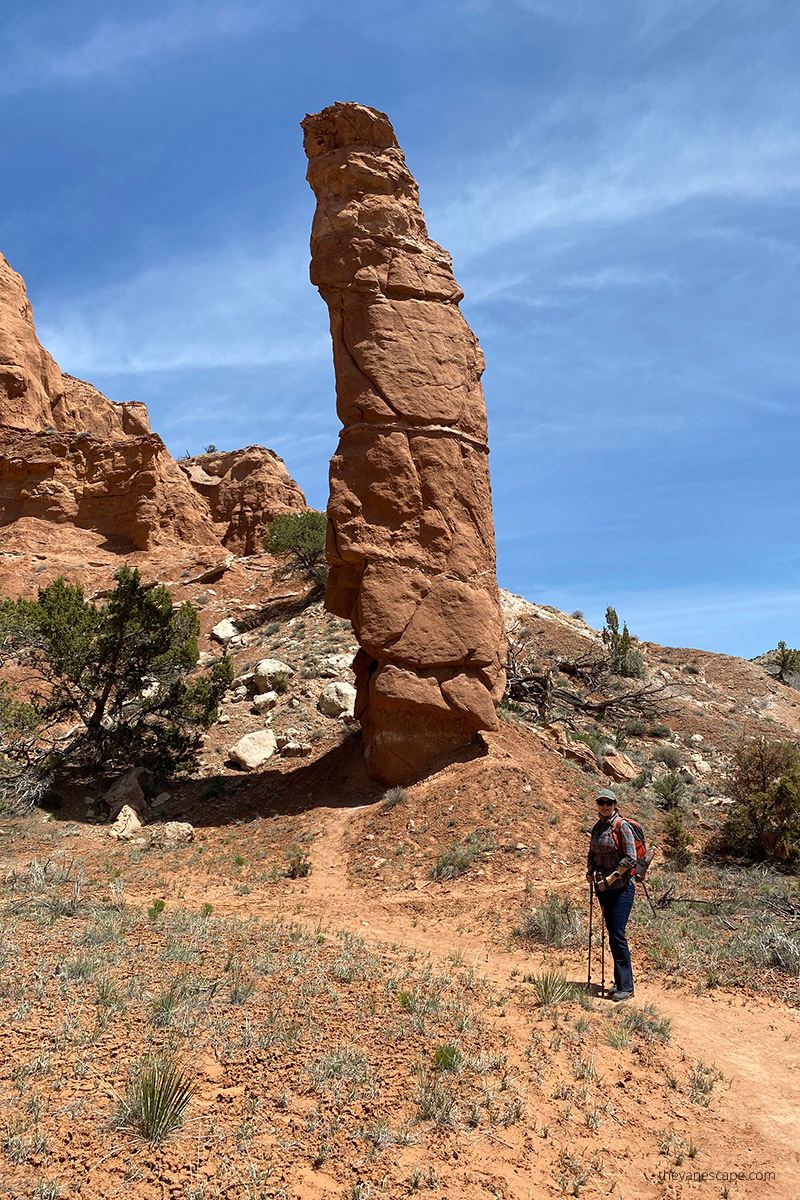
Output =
[
  {"x1": 0, "y1": 567, "x2": 232, "y2": 810},
  {"x1": 265, "y1": 511, "x2": 328, "y2": 587}
]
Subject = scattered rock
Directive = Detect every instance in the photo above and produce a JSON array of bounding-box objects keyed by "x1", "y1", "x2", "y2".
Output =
[
  {"x1": 253, "y1": 691, "x2": 279, "y2": 713},
  {"x1": 228, "y1": 730, "x2": 278, "y2": 770},
  {"x1": 602, "y1": 748, "x2": 639, "y2": 782},
  {"x1": 253, "y1": 659, "x2": 294, "y2": 694},
  {"x1": 108, "y1": 805, "x2": 143, "y2": 841},
  {"x1": 276, "y1": 728, "x2": 304, "y2": 750},
  {"x1": 104, "y1": 766, "x2": 147, "y2": 820},
  {"x1": 211, "y1": 618, "x2": 239, "y2": 643},
  {"x1": 148, "y1": 821, "x2": 195, "y2": 849},
  {"x1": 150, "y1": 792, "x2": 170, "y2": 809},
  {"x1": 280, "y1": 742, "x2": 313, "y2": 757},
  {"x1": 320, "y1": 652, "x2": 355, "y2": 678},
  {"x1": 318, "y1": 681, "x2": 357, "y2": 718}
]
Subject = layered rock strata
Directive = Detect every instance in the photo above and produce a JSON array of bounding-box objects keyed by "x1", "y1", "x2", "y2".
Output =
[
  {"x1": 302, "y1": 101, "x2": 506, "y2": 784},
  {"x1": 0, "y1": 252, "x2": 307, "y2": 552}
]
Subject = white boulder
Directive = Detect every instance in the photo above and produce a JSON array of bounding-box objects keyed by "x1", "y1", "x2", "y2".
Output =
[
  {"x1": 148, "y1": 822, "x2": 195, "y2": 849},
  {"x1": 228, "y1": 730, "x2": 278, "y2": 770},
  {"x1": 253, "y1": 659, "x2": 294, "y2": 694},
  {"x1": 108, "y1": 805, "x2": 143, "y2": 841},
  {"x1": 253, "y1": 691, "x2": 279, "y2": 713},
  {"x1": 318, "y1": 681, "x2": 357, "y2": 718},
  {"x1": 211, "y1": 618, "x2": 239, "y2": 643}
]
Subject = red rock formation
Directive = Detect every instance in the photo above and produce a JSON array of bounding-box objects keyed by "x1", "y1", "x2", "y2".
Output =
[
  {"x1": 179, "y1": 446, "x2": 307, "y2": 555},
  {"x1": 0, "y1": 429, "x2": 217, "y2": 551},
  {"x1": 0, "y1": 251, "x2": 307, "y2": 554},
  {"x1": 302, "y1": 101, "x2": 506, "y2": 784}
]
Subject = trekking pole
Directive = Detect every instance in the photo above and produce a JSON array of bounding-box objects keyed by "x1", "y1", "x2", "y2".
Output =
[
  {"x1": 640, "y1": 878, "x2": 658, "y2": 917},
  {"x1": 587, "y1": 881, "x2": 593, "y2": 991},
  {"x1": 600, "y1": 905, "x2": 606, "y2": 998}
]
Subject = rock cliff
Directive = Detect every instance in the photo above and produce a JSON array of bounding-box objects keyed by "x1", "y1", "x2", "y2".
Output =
[
  {"x1": 179, "y1": 446, "x2": 307, "y2": 555},
  {"x1": 0, "y1": 252, "x2": 306, "y2": 553},
  {"x1": 302, "y1": 101, "x2": 506, "y2": 784}
]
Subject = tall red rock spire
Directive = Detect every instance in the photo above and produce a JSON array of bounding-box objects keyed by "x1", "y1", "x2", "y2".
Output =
[{"x1": 302, "y1": 101, "x2": 506, "y2": 784}]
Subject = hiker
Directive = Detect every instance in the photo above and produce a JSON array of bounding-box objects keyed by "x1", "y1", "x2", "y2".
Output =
[{"x1": 586, "y1": 788, "x2": 637, "y2": 1001}]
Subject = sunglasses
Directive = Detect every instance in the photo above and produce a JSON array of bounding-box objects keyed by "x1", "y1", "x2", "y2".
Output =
[{"x1": 596, "y1": 800, "x2": 614, "y2": 807}]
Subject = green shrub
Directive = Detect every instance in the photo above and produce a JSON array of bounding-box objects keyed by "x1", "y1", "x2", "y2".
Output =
[
  {"x1": 265, "y1": 512, "x2": 328, "y2": 587},
  {"x1": 116, "y1": 1054, "x2": 193, "y2": 1143},
  {"x1": 772, "y1": 641, "x2": 800, "y2": 684},
  {"x1": 433, "y1": 1044, "x2": 464, "y2": 1072},
  {"x1": 652, "y1": 745, "x2": 682, "y2": 769},
  {"x1": 662, "y1": 810, "x2": 694, "y2": 869},
  {"x1": 602, "y1": 607, "x2": 645, "y2": 679},
  {"x1": 271, "y1": 670, "x2": 290, "y2": 694},
  {"x1": 648, "y1": 724, "x2": 671, "y2": 739},
  {"x1": 720, "y1": 772, "x2": 800, "y2": 868},
  {"x1": 624, "y1": 718, "x2": 648, "y2": 738},
  {"x1": 652, "y1": 771, "x2": 686, "y2": 809},
  {"x1": 516, "y1": 894, "x2": 584, "y2": 947},
  {"x1": 0, "y1": 568, "x2": 232, "y2": 809},
  {"x1": 726, "y1": 736, "x2": 800, "y2": 803},
  {"x1": 285, "y1": 848, "x2": 312, "y2": 878}
]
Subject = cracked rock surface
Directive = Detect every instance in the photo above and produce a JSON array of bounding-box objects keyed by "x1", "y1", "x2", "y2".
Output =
[{"x1": 302, "y1": 102, "x2": 506, "y2": 784}]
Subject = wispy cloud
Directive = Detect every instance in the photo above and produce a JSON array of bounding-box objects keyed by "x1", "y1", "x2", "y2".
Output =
[
  {"x1": 37, "y1": 237, "x2": 327, "y2": 377},
  {"x1": 428, "y1": 87, "x2": 800, "y2": 264},
  {"x1": 560, "y1": 266, "x2": 676, "y2": 289},
  {"x1": 2, "y1": 1, "x2": 296, "y2": 93}
]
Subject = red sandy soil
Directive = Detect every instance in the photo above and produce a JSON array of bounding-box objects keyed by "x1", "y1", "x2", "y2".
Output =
[{"x1": 1, "y1": 538, "x2": 799, "y2": 1199}]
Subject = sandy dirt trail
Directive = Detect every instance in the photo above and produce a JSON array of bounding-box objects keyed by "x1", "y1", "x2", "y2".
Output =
[{"x1": 196, "y1": 803, "x2": 800, "y2": 1200}]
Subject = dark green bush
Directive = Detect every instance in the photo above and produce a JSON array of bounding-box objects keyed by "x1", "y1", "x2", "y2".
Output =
[
  {"x1": 662, "y1": 809, "x2": 694, "y2": 869},
  {"x1": 0, "y1": 568, "x2": 232, "y2": 810},
  {"x1": 648, "y1": 724, "x2": 671, "y2": 739},
  {"x1": 602, "y1": 607, "x2": 645, "y2": 679},
  {"x1": 720, "y1": 772, "x2": 800, "y2": 869},
  {"x1": 265, "y1": 512, "x2": 328, "y2": 587},
  {"x1": 726, "y1": 736, "x2": 800, "y2": 803},
  {"x1": 652, "y1": 771, "x2": 686, "y2": 809}
]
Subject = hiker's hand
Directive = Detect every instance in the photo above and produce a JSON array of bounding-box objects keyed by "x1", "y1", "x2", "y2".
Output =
[
  {"x1": 595, "y1": 876, "x2": 608, "y2": 892},
  {"x1": 585, "y1": 872, "x2": 593, "y2": 883}
]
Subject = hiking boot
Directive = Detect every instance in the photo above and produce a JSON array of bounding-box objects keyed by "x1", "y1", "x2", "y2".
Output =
[{"x1": 610, "y1": 989, "x2": 634, "y2": 1002}]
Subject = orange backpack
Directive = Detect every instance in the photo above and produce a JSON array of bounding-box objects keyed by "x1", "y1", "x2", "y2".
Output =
[{"x1": 611, "y1": 815, "x2": 654, "y2": 881}]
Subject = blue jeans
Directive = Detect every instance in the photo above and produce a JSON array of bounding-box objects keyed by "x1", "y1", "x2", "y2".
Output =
[{"x1": 598, "y1": 881, "x2": 635, "y2": 993}]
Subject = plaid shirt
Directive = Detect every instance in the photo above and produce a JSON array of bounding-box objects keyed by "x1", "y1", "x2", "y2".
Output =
[{"x1": 587, "y1": 813, "x2": 637, "y2": 890}]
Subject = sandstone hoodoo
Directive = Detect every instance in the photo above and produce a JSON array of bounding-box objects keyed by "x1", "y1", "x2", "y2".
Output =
[{"x1": 302, "y1": 101, "x2": 506, "y2": 784}]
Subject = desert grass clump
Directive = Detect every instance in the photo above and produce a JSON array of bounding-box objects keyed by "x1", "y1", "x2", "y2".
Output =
[
  {"x1": 430, "y1": 831, "x2": 493, "y2": 880},
  {"x1": 516, "y1": 893, "x2": 584, "y2": 948},
  {"x1": 382, "y1": 785, "x2": 410, "y2": 810},
  {"x1": 652, "y1": 745, "x2": 682, "y2": 770},
  {"x1": 116, "y1": 1053, "x2": 194, "y2": 1143},
  {"x1": 608, "y1": 1003, "x2": 671, "y2": 1043},
  {"x1": 285, "y1": 847, "x2": 312, "y2": 878},
  {"x1": 525, "y1": 968, "x2": 577, "y2": 1007}
]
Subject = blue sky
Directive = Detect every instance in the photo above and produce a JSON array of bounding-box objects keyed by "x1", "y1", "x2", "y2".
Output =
[{"x1": 2, "y1": 0, "x2": 798, "y2": 657}]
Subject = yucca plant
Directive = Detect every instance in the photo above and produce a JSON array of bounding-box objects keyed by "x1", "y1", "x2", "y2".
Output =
[
  {"x1": 525, "y1": 968, "x2": 576, "y2": 1007},
  {"x1": 117, "y1": 1053, "x2": 194, "y2": 1143}
]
